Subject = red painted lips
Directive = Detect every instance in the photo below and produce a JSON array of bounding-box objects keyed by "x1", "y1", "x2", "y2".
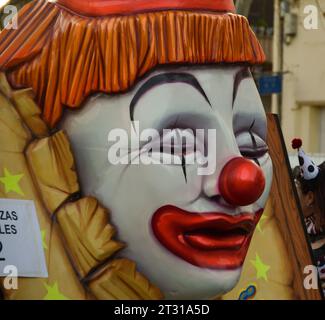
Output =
[{"x1": 151, "y1": 206, "x2": 263, "y2": 269}]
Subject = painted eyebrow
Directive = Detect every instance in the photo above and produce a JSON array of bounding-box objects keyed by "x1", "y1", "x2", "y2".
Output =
[
  {"x1": 130, "y1": 72, "x2": 211, "y2": 121},
  {"x1": 233, "y1": 67, "x2": 252, "y2": 106}
]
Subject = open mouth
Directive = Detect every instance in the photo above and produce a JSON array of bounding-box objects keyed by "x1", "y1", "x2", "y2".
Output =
[{"x1": 151, "y1": 206, "x2": 263, "y2": 269}]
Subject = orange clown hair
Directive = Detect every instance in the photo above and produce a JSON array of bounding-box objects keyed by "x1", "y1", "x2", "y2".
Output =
[{"x1": 0, "y1": 0, "x2": 265, "y2": 127}]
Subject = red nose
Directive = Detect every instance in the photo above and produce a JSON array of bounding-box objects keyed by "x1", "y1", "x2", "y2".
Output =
[{"x1": 219, "y1": 158, "x2": 266, "y2": 206}]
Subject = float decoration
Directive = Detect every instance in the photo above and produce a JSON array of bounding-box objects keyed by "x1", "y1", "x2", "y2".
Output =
[
  {"x1": 0, "y1": 73, "x2": 163, "y2": 299},
  {"x1": 0, "y1": 0, "x2": 295, "y2": 301},
  {"x1": 292, "y1": 138, "x2": 320, "y2": 180}
]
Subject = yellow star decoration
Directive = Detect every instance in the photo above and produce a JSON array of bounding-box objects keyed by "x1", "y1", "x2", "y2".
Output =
[
  {"x1": 0, "y1": 168, "x2": 24, "y2": 196},
  {"x1": 250, "y1": 253, "x2": 270, "y2": 281},
  {"x1": 43, "y1": 282, "x2": 69, "y2": 300},
  {"x1": 41, "y1": 230, "x2": 48, "y2": 250},
  {"x1": 256, "y1": 215, "x2": 268, "y2": 233}
]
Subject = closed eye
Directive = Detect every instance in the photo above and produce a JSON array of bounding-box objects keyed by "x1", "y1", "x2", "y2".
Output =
[
  {"x1": 240, "y1": 146, "x2": 269, "y2": 159},
  {"x1": 236, "y1": 131, "x2": 269, "y2": 162},
  {"x1": 142, "y1": 128, "x2": 198, "y2": 183}
]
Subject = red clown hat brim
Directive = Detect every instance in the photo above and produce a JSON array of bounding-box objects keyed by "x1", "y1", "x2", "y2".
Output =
[{"x1": 56, "y1": 0, "x2": 235, "y2": 16}]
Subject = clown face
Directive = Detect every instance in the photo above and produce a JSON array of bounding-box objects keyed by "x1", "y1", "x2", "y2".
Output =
[{"x1": 60, "y1": 65, "x2": 273, "y2": 299}]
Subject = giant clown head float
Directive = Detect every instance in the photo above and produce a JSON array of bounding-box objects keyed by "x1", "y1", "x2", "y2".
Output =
[{"x1": 0, "y1": 0, "x2": 273, "y2": 300}]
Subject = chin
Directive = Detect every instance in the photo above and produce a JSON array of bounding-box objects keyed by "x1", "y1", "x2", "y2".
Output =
[
  {"x1": 109, "y1": 199, "x2": 262, "y2": 300},
  {"x1": 117, "y1": 225, "x2": 246, "y2": 299},
  {"x1": 141, "y1": 202, "x2": 263, "y2": 299},
  {"x1": 158, "y1": 264, "x2": 242, "y2": 300}
]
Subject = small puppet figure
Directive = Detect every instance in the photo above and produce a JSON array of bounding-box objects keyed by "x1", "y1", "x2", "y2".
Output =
[
  {"x1": 292, "y1": 138, "x2": 325, "y2": 297},
  {"x1": 0, "y1": 0, "x2": 273, "y2": 300}
]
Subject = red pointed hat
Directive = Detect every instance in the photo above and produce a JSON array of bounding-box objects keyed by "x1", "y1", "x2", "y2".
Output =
[{"x1": 56, "y1": 0, "x2": 235, "y2": 16}]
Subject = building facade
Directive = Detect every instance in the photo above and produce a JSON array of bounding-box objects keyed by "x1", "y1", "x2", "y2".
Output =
[{"x1": 281, "y1": 0, "x2": 325, "y2": 156}]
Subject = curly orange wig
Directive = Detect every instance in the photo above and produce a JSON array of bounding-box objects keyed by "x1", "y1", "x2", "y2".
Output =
[{"x1": 0, "y1": 0, "x2": 265, "y2": 127}]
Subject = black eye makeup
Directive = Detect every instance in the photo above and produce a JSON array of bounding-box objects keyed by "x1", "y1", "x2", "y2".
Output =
[
  {"x1": 236, "y1": 121, "x2": 269, "y2": 166},
  {"x1": 130, "y1": 72, "x2": 211, "y2": 122},
  {"x1": 136, "y1": 126, "x2": 201, "y2": 183}
]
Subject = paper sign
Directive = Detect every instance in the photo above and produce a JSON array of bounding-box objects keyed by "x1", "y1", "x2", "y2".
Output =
[{"x1": 0, "y1": 199, "x2": 48, "y2": 278}]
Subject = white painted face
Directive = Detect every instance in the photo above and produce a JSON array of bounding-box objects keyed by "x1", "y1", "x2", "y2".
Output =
[{"x1": 60, "y1": 65, "x2": 273, "y2": 300}]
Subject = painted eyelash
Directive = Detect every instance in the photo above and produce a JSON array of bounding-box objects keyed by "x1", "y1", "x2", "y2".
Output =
[
  {"x1": 181, "y1": 154, "x2": 188, "y2": 183},
  {"x1": 132, "y1": 126, "x2": 193, "y2": 183},
  {"x1": 176, "y1": 129, "x2": 189, "y2": 183},
  {"x1": 239, "y1": 119, "x2": 268, "y2": 166}
]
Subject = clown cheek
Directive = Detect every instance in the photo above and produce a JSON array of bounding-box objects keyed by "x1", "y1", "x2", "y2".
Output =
[
  {"x1": 101, "y1": 162, "x2": 203, "y2": 211},
  {"x1": 256, "y1": 157, "x2": 273, "y2": 210}
]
